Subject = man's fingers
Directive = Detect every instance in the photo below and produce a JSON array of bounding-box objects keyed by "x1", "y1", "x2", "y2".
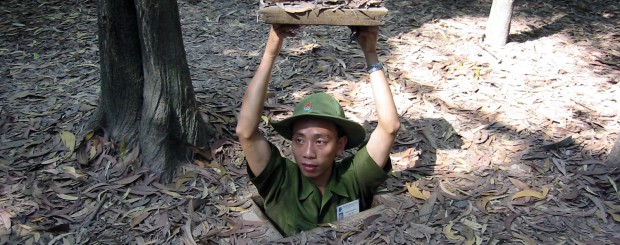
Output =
[
  {"x1": 352, "y1": 26, "x2": 379, "y2": 53},
  {"x1": 273, "y1": 24, "x2": 301, "y2": 37},
  {"x1": 282, "y1": 31, "x2": 296, "y2": 38}
]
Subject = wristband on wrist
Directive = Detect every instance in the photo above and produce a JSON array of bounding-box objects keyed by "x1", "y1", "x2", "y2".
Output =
[{"x1": 367, "y1": 62, "x2": 383, "y2": 74}]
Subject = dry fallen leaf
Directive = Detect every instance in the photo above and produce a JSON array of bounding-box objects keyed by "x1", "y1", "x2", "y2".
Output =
[
  {"x1": 0, "y1": 210, "x2": 12, "y2": 230},
  {"x1": 460, "y1": 216, "x2": 483, "y2": 230},
  {"x1": 439, "y1": 181, "x2": 459, "y2": 198},
  {"x1": 181, "y1": 220, "x2": 198, "y2": 245},
  {"x1": 114, "y1": 174, "x2": 143, "y2": 186},
  {"x1": 57, "y1": 193, "x2": 79, "y2": 201},
  {"x1": 131, "y1": 211, "x2": 152, "y2": 227},
  {"x1": 406, "y1": 181, "x2": 428, "y2": 200},
  {"x1": 418, "y1": 192, "x2": 436, "y2": 223},
  {"x1": 275, "y1": 2, "x2": 316, "y2": 13},
  {"x1": 0, "y1": 139, "x2": 29, "y2": 150},
  {"x1": 59, "y1": 131, "x2": 76, "y2": 153},
  {"x1": 62, "y1": 166, "x2": 85, "y2": 179},
  {"x1": 609, "y1": 212, "x2": 620, "y2": 223},
  {"x1": 443, "y1": 221, "x2": 464, "y2": 241},
  {"x1": 406, "y1": 223, "x2": 436, "y2": 242},
  {"x1": 161, "y1": 190, "x2": 183, "y2": 198},
  {"x1": 512, "y1": 186, "x2": 549, "y2": 200},
  {"x1": 508, "y1": 177, "x2": 530, "y2": 190},
  {"x1": 70, "y1": 206, "x2": 91, "y2": 219}
]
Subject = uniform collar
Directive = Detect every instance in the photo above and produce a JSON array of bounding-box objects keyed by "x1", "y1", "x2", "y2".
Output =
[
  {"x1": 298, "y1": 176, "x2": 315, "y2": 200},
  {"x1": 298, "y1": 162, "x2": 349, "y2": 201}
]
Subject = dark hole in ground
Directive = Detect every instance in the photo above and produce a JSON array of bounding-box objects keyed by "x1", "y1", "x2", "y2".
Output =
[{"x1": 242, "y1": 193, "x2": 397, "y2": 241}]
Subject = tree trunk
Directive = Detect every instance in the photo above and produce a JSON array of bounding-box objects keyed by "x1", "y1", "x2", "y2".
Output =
[
  {"x1": 97, "y1": 0, "x2": 143, "y2": 144},
  {"x1": 484, "y1": 0, "x2": 514, "y2": 47},
  {"x1": 608, "y1": 136, "x2": 620, "y2": 168},
  {"x1": 95, "y1": 0, "x2": 211, "y2": 183}
]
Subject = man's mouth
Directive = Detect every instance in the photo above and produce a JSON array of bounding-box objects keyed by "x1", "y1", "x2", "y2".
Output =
[{"x1": 301, "y1": 163, "x2": 317, "y2": 172}]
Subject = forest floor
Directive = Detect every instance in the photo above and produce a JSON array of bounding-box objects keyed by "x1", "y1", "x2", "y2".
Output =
[{"x1": 1, "y1": 0, "x2": 619, "y2": 244}]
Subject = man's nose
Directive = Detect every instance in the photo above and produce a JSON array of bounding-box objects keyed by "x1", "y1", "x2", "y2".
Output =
[{"x1": 303, "y1": 142, "x2": 316, "y2": 159}]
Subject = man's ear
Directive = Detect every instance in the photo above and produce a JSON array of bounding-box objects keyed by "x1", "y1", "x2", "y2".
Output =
[{"x1": 337, "y1": 136, "x2": 348, "y2": 154}]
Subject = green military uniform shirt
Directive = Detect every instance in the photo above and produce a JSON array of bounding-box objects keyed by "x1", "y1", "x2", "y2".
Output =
[{"x1": 248, "y1": 143, "x2": 392, "y2": 237}]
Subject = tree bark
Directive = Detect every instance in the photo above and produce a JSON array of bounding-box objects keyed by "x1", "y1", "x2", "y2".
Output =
[
  {"x1": 97, "y1": 0, "x2": 143, "y2": 143},
  {"x1": 95, "y1": 0, "x2": 210, "y2": 183},
  {"x1": 484, "y1": 0, "x2": 514, "y2": 47},
  {"x1": 608, "y1": 136, "x2": 620, "y2": 168}
]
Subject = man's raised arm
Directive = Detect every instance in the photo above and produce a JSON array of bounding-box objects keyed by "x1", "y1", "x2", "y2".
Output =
[
  {"x1": 236, "y1": 25, "x2": 297, "y2": 176},
  {"x1": 355, "y1": 27, "x2": 401, "y2": 168}
]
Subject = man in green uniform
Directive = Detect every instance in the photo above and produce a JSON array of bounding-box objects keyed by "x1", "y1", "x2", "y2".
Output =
[{"x1": 236, "y1": 24, "x2": 400, "y2": 236}]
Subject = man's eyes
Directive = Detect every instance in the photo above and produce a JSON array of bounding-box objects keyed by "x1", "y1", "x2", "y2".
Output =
[{"x1": 294, "y1": 138, "x2": 327, "y2": 145}]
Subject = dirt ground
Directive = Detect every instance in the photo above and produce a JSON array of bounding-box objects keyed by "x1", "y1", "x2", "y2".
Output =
[{"x1": 1, "y1": 0, "x2": 619, "y2": 244}]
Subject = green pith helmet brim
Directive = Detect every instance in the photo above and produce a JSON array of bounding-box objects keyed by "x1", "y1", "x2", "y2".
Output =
[{"x1": 270, "y1": 93, "x2": 366, "y2": 150}]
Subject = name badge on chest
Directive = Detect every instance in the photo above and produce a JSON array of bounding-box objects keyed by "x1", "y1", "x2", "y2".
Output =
[{"x1": 336, "y1": 199, "x2": 359, "y2": 221}]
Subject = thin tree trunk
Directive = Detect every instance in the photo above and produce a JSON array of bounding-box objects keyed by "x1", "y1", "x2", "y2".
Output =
[
  {"x1": 97, "y1": 0, "x2": 143, "y2": 144},
  {"x1": 608, "y1": 136, "x2": 620, "y2": 168},
  {"x1": 95, "y1": 0, "x2": 211, "y2": 183},
  {"x1": 134, "y1": 0, "x2": 209, "y2": 182},
  {"x1": 484, "y1": 0, "x2": 514, "y2": 47}
]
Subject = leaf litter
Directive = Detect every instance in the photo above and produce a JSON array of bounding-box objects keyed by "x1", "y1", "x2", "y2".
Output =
[{"x1": 1, "y1": 0, "x2": 619, "y2": 244}]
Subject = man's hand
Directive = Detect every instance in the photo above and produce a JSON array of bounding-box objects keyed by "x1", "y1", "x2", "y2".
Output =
[
  {"x1": 264, "y1": 24, "x2": 300, "y2": 58},
  {"x1": 354, "y1": 26, "x2": 378, "y2": 53},
  {"x1": 352, "y1": 26, "x2": 380, "y2": 65},
  {"x1": 272, "y1": 24, "x2": 300, "y2": 39}
]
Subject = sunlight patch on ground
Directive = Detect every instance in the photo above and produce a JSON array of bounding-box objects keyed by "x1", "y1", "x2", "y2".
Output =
[{"x1": 385, "y1": 14, "x2": 619, "y2": 145}]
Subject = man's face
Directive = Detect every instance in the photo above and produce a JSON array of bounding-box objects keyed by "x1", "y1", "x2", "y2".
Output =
[{"x1": 291, "y1": 118, "x2": 347, "y2": 182}]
